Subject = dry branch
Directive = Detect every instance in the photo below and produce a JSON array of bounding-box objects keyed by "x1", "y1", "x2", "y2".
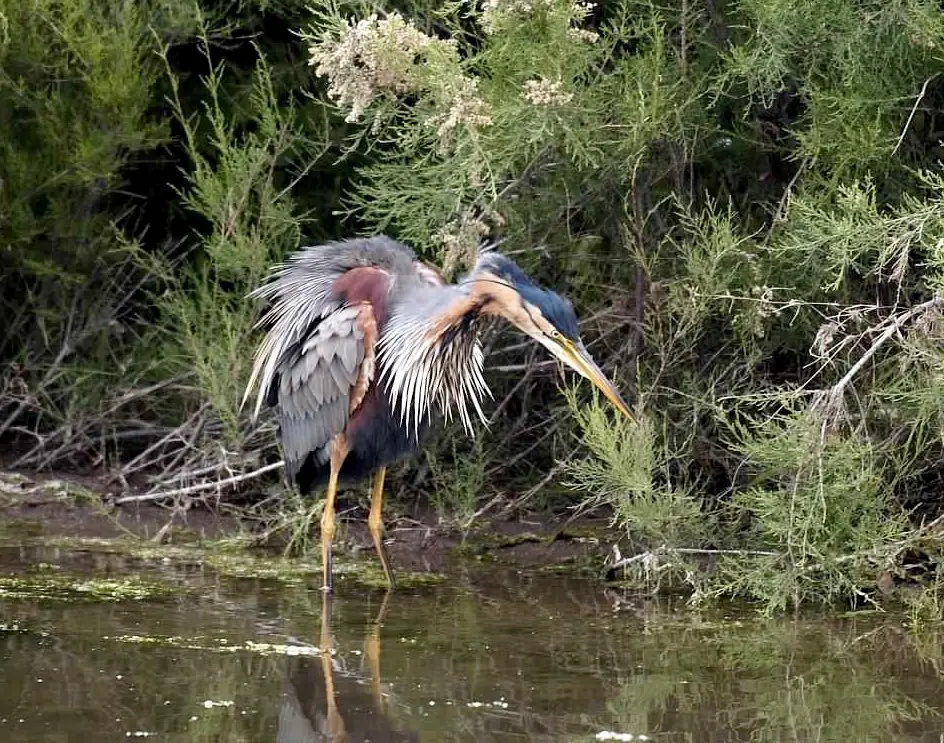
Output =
[
  {"x1": 812, "y1": 295, "x2": 943, "y2": 423},
  {"x1": 113, "y1": 460, "x2": 285, "y2": 505},
  {"x1": 608, "y1": 545, "x2": 781, "y2": 573}
]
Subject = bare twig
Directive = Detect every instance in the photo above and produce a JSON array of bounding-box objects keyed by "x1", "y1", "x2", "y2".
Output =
[
  {"x1": 0, "y1": 338, "x2": 74, "y2": 440},
  {"x1": 832, "y1": 513, "x2": 944, "y2": 566},
  {"x1": 105, "y1": 374, "x2": 192, "y2": 413},
  {"x1": 610, "y1": 512, "x2": 944, "y2": 578},
  {"x1": 609, "y1": 545, "x2": 781, "y2": 573},
  {"x1": 892, "y1": 74, "x2": 938, "y2": 156},
  {"x1": 113, "y1": 460, "x2": 285, "y2": 505},
  {"x1": 500, "y1": 467, "x2": 559, "y2": 515},
  {"x1": 813, "y1": 295, "x2": 942, "y2": 422},
  {"x1": 121, "y1": 404, "x2": 210, "y2": 475},
  {"x1": 769, "y1": 156, "x2": 810, "y2": 229}
]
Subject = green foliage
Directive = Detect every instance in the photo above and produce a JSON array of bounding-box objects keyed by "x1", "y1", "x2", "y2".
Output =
[
  {"x1": 722, "y1": 0, "x2": 944, "y2": 173},
  {"x1": 426, "y1": 431, "x2": 489, "y2": 530},
  {"x1": 0, "y1": 0, "x2": 185, "y2": 464},
  {"x1": 735, "y1": 414, "x2": 899, "y2": 552},
  {"x1": 718, "y1": 409, "x2": 908, "y2": 612},
  {"x1": 7, "y1": 0, "x2": 944, "y2": 615},
  {"x1": 293, "y1": 0, "x2": 944, "y2": 611},
  {"x1": 561, "y1": 387, "x2": 706, "y2": 548},
  {"x1": 155, "y1": 30, "x2": 313, "y2": 439}
]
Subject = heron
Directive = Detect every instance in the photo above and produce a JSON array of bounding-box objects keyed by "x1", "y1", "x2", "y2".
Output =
[{"x1": 243, "y1": 235, "x2": 631, "y2": 592}]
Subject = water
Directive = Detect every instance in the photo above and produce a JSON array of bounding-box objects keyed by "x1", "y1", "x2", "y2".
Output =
[{"x1": 2, "y1": 544, "x2": 944, "y2": 742}]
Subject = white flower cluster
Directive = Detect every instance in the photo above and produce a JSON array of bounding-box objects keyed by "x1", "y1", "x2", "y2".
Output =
[
  {"x1": 481, "y1": 0, "x2": 555, "y2": 32},
  {"x1": 567, "y1": 26, "x2": 600, "y2": 43},
  {"x1": 428, "y1": 76, "x2": 493, "y2": 139},
  {"x1": 308, "y1": 12, "x2": 456, "y2": 123},
  {"x1": 308, "y1": 12, "x2": 494, "y2": 145},
  {"x1": 522, "y1": 76, "x2": 573, "y2": 107},
  {"x1": 479, "y1": 0, "x2": 599, "y2": 42},
  {"x1": 434, "y1": 208, "x2": 493, "y2": 275}
]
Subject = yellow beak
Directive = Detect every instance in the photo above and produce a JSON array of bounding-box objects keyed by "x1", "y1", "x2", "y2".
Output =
[{"x1": 553, "y1": 339, "x2": 633, "y2": 418}]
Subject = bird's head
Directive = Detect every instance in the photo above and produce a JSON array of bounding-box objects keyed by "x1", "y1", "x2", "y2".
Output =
[{"x1": 468, "y1": 250, "x2": 632, "y2": 418}]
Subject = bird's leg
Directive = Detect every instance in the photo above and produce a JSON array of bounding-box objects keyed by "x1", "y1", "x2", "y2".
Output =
[
  {"x1": 321, "y1": 435, "x2": 348, "y2": 592},
  {"x1": 365, "y1": 589, "x2": 393, "y2": 713},
  {"x1": 319, "y1": 590, "x2": 346, "y2": 740},
  {"x1": 368, "y1": 466, "x2": 396, "y2": 589}
]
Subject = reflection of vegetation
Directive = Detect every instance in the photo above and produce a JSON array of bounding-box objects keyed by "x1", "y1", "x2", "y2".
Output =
[
  {"x1": 2, "y1": 549, "x2": 944, "y2": 742},
  {"x1": 592, "y1": 618, "x2": 937, "y2": 743}
]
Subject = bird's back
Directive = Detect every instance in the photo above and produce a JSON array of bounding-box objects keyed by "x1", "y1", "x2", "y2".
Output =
[{"x1": 245, "y1": 236, "x2": 450, "y2": 494}]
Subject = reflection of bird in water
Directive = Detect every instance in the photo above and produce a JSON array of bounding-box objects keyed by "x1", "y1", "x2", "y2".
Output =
[
  {"x1": 277, "y1": 593, "x2": 417, "y2": 743},
  {"x1": 244, "y1": 236, "x2": 632, "y2": 591}
]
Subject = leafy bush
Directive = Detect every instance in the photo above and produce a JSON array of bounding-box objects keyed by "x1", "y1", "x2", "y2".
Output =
[
  {"x1": 6, "y1": 0, "x2": 944, "y2": 613},
  {"x1": 297, "y1": 0, "x2": 944, "y2": 611},
  {"x1": 0, "y1": 0, "x2": 182, "y2": 466}
]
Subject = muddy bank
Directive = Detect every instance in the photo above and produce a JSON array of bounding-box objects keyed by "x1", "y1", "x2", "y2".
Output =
[{"x1": 0, "y1": 469, "x2": 618, "y2": 580}]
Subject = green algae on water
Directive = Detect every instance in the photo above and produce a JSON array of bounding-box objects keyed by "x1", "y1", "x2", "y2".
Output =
[
  {"x1": 4, "y1": 534, "x2": 446, "y2": 589},
  {"x1": 0, "y1": 575, "x2": 176, "y2": 603},
  {"x1": 103, "y1": 633, "x2": 324, "y2": 657}
]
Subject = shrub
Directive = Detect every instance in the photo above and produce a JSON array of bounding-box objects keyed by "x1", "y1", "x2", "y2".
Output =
[{"x1": 6, "y1": 0, "x2": 944, "y2": 614}]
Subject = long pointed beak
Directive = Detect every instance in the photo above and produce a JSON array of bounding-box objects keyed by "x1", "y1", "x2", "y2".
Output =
[{"x1": 553, "y1": 339, "x2": 633, "y2": 418}]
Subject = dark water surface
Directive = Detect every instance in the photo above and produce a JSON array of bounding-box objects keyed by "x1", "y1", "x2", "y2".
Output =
[{"x1": 2, "y1": 544, "x2": 944, "y2": 742}]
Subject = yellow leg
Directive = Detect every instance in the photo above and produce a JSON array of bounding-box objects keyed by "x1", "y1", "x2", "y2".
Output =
[
  {"x1": 368, "y1": 466, "x2": 396, "y2": 589},
  {"x1": 321, "y1": 436, "x2": 348, "y2": 592},
  {"x1": 319, "y1": 591, "x2": 346, "y2": 740}
]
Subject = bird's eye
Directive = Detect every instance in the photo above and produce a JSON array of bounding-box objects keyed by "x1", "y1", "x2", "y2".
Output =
[{"x1": 549, "y1": 329, "x2": 562, "y2": 341}]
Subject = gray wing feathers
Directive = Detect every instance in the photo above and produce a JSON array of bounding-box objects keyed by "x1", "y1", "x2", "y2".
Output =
[
  {"x1": 277, "y1": 306, "x2": 366, "y2": 479},
  {"x1": 241, "y1": 236, "x2": 418, "y2": 421}
]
